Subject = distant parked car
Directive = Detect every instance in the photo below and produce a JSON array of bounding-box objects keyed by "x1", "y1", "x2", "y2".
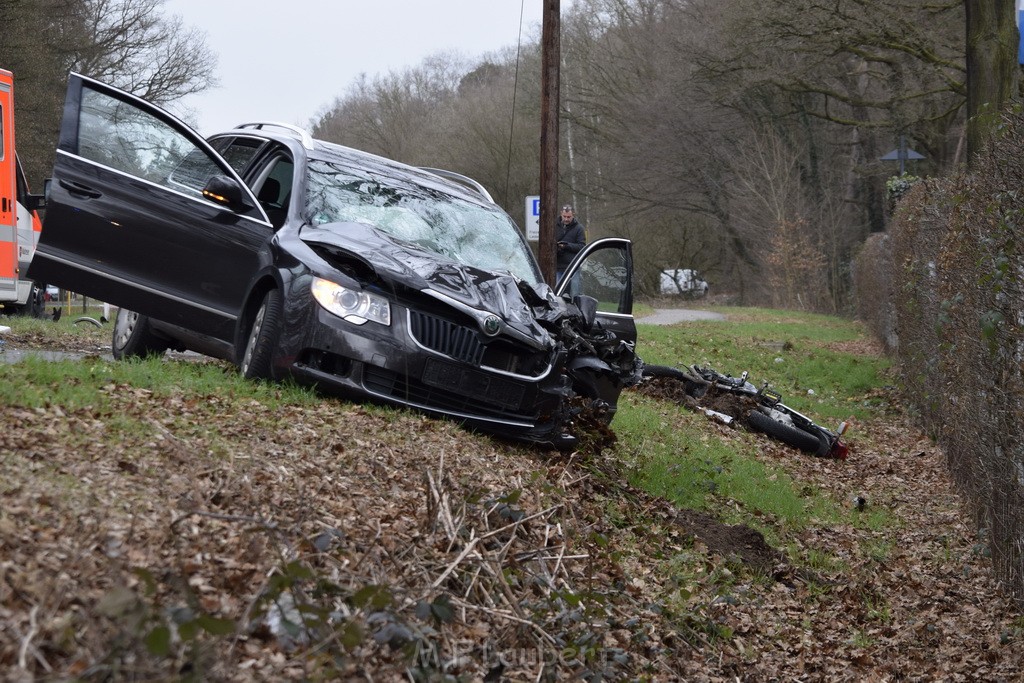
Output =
[
  {"x1": 659, "y1": 269, "x2": 708, "y2": 299},
  {"x1": 44, "y1": 285, "x2": 59, "y2": 301}
]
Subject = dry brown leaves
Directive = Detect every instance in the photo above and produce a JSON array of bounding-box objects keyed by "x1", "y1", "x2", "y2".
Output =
[
  {"x1": 0, "y1": 320, "x2": 108, "y2": 354},
  {"x1": 1, "y1": 351, "x2": 1023, "y2": 681},
  {"x1": 0, "y1": 375, "x2": 694, "y2": 681},
  {"x1": 629, "y1": 378, "x2": 1024, "y2": 681}
]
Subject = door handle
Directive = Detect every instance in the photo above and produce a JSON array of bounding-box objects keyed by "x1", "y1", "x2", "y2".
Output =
[{"x1": 59, "y1": 179, "x2": 102, "y2": 199}]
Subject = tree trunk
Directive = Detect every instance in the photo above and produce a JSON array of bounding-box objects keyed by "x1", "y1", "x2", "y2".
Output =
[{"x1": 964, "y1": 0, "x2": 1019, "y2": 164}]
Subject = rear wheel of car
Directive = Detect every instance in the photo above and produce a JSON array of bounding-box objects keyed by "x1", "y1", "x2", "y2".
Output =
[
  {"x1": 241, "y1": 289, "x2": 283, "y2": 380},
  {"x1": 112, "y1": 308, "x2": 170, "y2": 359}
]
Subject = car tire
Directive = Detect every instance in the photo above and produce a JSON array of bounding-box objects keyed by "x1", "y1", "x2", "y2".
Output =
[
  {"x1": 112, "y1": 308, "x2": 170, "y2": 359},
  {"x1": 241, "y1": 289, "x2": 283, "y2": 380},
  {"x1": 745, "y1": 409, "x2": 822, "y2": 454},
  {"x1": 11, "y1": 282, "x2": 46, "y2": 318},
  {"x1": 26, "y1": 283, "x2": 46, "y2": 318}
]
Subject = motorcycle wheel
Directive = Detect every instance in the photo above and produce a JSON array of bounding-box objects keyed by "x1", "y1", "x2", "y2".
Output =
[
  {"x1": 745, "y1": 409, "x2": 824, "y2": 455},
  {"x1": 641, "y1": 364, "x2": 709, "y2": 397},
  {"x1": 641, "y1": 364, "x2": 689, "y2": 380}
]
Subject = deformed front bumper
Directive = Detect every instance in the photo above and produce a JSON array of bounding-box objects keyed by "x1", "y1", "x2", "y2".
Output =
[{"x1": 272, "y1": 281, "x2": 574, "y2": 446}]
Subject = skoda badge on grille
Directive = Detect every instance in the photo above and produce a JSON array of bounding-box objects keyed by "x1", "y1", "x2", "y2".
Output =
[{"x1": 483, "y1": 315, "x2": 501, "y2": 336}]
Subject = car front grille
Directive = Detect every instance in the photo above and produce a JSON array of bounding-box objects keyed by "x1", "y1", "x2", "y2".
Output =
[
  {"x1": 362, "y1": 363, "x2": 539, "y2": 422},
  {"x1": 409, "y1": 310, "x2": 485, "y2": 365},
  {"x1": 408, "y1": 310, "x2": 550, "y2": 378}
]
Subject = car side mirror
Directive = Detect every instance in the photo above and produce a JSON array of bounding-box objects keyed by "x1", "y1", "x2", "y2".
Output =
[{"x1": 202, "y1": 175, "x2": 249, "y2": 210}]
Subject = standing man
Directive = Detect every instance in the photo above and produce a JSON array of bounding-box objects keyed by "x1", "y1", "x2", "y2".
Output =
[{"x1": 555, "y1": 204, "x2": 587, "y2": 284}]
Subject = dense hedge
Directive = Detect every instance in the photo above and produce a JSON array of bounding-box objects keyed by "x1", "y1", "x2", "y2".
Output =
[{"x1": 853, "y1": 109, "x2": 1024, "y2": 603}]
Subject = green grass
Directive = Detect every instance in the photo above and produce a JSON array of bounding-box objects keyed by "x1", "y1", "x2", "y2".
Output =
[
  {"x1": 614, "y1": 305, "x2": 893, "y2": 537},
  {"x1": 615, "y1": 395, "x2": 839, "y2": 536},
  {"x1": 636, "y1": 308, "x2": 890, "y2": 421},
  {"x1": 632, "y1": 300, "x2": 656, "y2": 319},
  {"x1": 1, "y1": 310, "x2": 110, "y2": 343},
  {"x1": 0, "y1": 353, "x2": 319, "y2": 411}
]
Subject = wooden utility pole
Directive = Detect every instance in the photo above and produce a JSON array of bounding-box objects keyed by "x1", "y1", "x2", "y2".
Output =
[{"x1": 539, "y1": 0, "x2": 560, "y2": 284}]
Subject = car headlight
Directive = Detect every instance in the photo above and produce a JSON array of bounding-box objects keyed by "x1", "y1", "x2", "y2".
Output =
[{"x1": 311, "y1": 277, "x2": 391, "y2": 326}]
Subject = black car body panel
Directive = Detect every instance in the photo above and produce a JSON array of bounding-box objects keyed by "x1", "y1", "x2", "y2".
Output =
[{"x1": 29, "y1": 73, "x2": 639, "y2": 447}]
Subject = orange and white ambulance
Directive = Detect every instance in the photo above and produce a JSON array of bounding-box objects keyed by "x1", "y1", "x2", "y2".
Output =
[{"x1": 0, "y1": 67, "x2": 47, "y2": 316}]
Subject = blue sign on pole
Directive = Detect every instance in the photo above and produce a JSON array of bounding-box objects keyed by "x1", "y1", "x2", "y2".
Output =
[
  {"x1": 1019, "y1": 0, "x2": 1024, "y2": 64},
  {"x1": 524, "y1": 195, "x2": 540, "y2": 241}
]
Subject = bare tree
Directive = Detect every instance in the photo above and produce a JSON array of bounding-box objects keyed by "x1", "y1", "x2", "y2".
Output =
[
  {"x1": 69, "y1": 0, "x2": 217, "y2": 104},
  {"x1": 436, "y1": 52, "x2": 542, "y2": 209},
  {"x1": 304, "y1": 0, "x2": 1015, "y2": 312},
  {"x1": 312, "y1": 49, "x2": 544, "y2": 218},
  {"x1": 313, "y1": 55, "x2": 466, "y2": 162},
  {"x1": 558, "y1": 0, "x2": 759, "y2": 295},
  {"x1": 553, "y1": 0, "x2": 893, "y2": 308},
  {"x1": 2, "y1": 0, "x2": 216, "y2": 185}
]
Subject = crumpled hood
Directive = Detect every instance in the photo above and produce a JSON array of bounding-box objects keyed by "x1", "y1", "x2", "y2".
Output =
[{"x1": 301, "y1": 222, "x2": 564, "y2": 343}]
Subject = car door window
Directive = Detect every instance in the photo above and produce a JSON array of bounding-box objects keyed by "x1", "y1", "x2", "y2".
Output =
[
  {"x1": 556, "y1": 238, "x2": 634, "y2": 316},
  {"x1": 579, "y1": 245, "x2": 632, "y2": 315},
  {"x1": 255, "y1": 157, "x2": 294, "y2": 228},
  {"x1": 261, "y1": 158, "x2": 294, "y2": 201},
  {"x1": 78, "y1": 87, "x2": 220, "y2": 196}
]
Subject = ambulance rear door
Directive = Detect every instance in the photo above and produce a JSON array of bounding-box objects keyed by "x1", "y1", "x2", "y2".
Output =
[{"x1": 0, "y1": 68, "x2": 18, "y2": 303}]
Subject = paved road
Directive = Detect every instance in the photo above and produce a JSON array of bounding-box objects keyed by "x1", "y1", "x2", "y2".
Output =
[{"x1": 637, "y1": 308, "x2": 726, "y2": 325}]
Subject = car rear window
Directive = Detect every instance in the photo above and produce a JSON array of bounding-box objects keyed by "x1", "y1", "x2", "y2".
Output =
[{"x1": 213, "y1": 137, "x2": 265, "y2": 176}]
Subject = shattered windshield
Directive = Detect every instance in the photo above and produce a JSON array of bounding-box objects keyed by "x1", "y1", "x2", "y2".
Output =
[{"x1": 305, "y1": 159, "x2": 542, "y2": 285}]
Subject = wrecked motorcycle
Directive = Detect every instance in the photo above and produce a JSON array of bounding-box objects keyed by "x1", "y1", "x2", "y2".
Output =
[
  {"x1": 540, "y1": 294, "x2": 642, "y2": 445},
  {"x1": 641, "y1": 363, "x2": 849, "y2": 459}
]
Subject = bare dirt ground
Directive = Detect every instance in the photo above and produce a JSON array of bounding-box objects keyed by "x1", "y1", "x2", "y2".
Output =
[{"x1": 1, "y1": 330, "x2": 1022, "y2": 681}]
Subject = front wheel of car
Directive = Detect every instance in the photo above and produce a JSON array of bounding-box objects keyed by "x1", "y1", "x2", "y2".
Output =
[
  {"x1": 241, "y1": 289, "x2": 283, "y2": 380},
  {"x1": 112, "y1": 308, "x2": 170, "y2": 359}
]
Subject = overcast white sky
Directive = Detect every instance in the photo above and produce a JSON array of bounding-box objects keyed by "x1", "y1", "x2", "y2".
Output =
[{"x1": 161, "y1": 0, "x2": 552, "y2": 136}]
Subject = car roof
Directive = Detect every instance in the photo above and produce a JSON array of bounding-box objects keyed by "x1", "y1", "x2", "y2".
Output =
[{"x1": 213, "y1": 123, "x2": 496, "y2": 207}]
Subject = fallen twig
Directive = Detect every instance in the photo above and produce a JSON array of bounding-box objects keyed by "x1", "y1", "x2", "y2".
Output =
[{"x1": 18, "y1": 605, "x2": 39, "y2": 671}]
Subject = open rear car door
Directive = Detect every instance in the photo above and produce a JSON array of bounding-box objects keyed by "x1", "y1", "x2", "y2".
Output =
[{"x1": 28, "y1": 73, "x2": 273, "y2": 339}]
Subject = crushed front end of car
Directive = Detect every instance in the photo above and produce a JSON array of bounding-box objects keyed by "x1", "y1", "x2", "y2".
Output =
[{"x1": 272, "y1": 221, "x2": 640, "y2": 449}]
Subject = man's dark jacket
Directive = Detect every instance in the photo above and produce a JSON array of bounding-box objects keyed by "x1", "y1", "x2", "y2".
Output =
[{"x1": 555, "y1": 218, "x2": 586, "y2": 270}]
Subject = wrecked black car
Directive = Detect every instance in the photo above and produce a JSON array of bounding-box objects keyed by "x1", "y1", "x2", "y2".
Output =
[{"x1": 29, "y1": 73, "x2": 639, "y2": 448}]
